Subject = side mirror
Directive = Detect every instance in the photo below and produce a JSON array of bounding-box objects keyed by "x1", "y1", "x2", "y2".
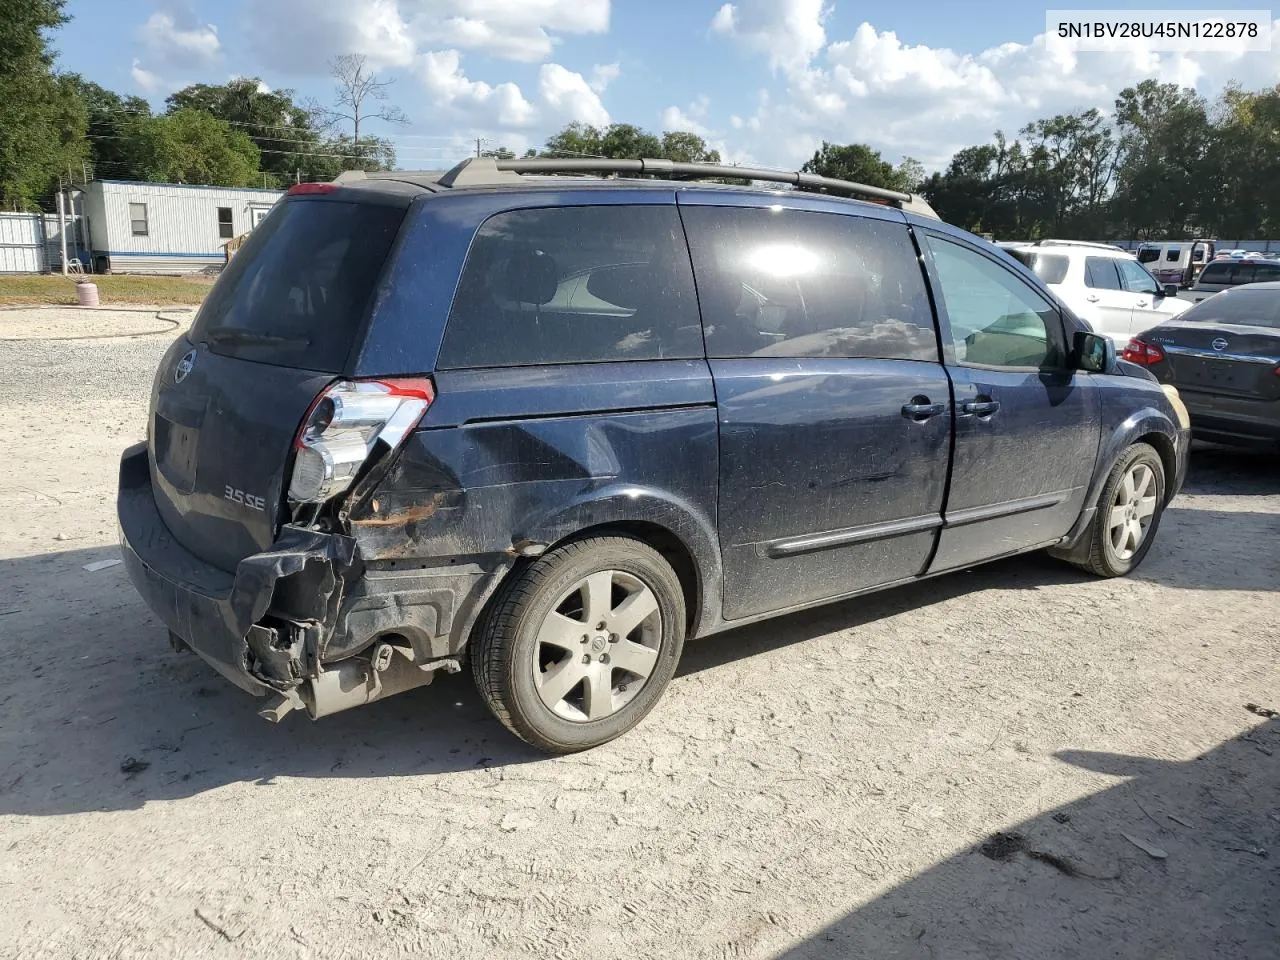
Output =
[
  {"x1": 1072, "y1": 331, "x2": 1113, "y2": 373},
  {"x1": 1161, "y1": 283, "x2": 1180, "y2": 299}
]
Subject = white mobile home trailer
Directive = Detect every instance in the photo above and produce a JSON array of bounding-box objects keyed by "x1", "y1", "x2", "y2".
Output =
[{"x1": 83, "y1": 180, "x2": 283, "y2": 275}]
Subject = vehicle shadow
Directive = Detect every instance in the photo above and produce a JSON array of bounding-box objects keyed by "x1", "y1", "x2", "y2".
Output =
[
  {"x1": 0, "y1": 442, "x2": 1273, "y2": 817},
  {"x1": 773, "y1": 718, "x2": 1280, "y2": 960}
]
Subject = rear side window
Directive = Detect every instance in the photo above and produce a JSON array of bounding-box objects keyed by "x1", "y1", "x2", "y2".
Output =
[
  {"x1": 1008, "y1": 250, "x2": 1068, "y2": 285},
  {"x1": 1085, "y1": 257, "x2": 1122, "y2": 290},
  {"x1": 682, "y1": 206, "x2": 937, "y2": 361},
  {"x1": 438, "y1": 205, "x2": 701, "y2": 368},
  {"x1": 1164, "y1": 246, "x2": 1181, "y2": 261},
  {"x1": 193, "y1": 199, "x2": 405, "y2": 372},
  {"x1": 1137, "y1": 247, "x2": 1160, "y2": 263},
  {"x1": 1229, "y1": 263, "x2": 1257, "y2": 284}
]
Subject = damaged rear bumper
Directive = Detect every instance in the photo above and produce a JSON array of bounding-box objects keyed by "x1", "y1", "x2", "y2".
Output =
[{"x1": 117, "y1": 443, "x2": 485, "y2": 718}]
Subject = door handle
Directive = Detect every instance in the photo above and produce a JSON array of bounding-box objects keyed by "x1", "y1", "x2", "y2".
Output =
[
  {"x1": 1085, "y1": 294, "x2": 1101, "y2": 303},
  {"x1": 961, "y1": 398, "x2": 1001, "y2": 418},
  {"x1": 1135, "y1": 300, "x2": 1148, "y2": 307},
  {"x1": 901, "y1": 399, "x2": 946, "y2": 421}
]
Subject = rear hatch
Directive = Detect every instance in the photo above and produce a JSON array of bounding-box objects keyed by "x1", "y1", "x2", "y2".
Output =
[
  {"x1": 1147, "y1": 289, "x2": 1280, "y2": 401},
  {"x1": 149, "y1": 194, "x2": 407, "y2": 572}
]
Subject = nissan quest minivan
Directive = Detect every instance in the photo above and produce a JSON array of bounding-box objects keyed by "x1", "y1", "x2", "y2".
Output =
[{"x1": 118, "y1": 157, "x2": 1190, "y2": 752}]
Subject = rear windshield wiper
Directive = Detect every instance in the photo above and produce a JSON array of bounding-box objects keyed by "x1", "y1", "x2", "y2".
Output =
[{"x1": 205, "y1": 328, "x2": 311, "y2": 348}]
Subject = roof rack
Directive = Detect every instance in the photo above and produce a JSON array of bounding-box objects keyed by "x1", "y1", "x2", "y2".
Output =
[{"x1": 429, "y1": 157, "x2": 940, "y2": 219}]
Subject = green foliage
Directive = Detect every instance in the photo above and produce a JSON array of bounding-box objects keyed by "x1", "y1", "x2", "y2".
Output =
[
  {"x1": 128, "y1": 109, "x2": 261, "y2": 187},
  {"x1": 0, "y1": 0, "x2": 87, "y2": 209},
  {"x1": 541, "y1": 122, "x2": 721, "y2": 164},
  {"x1": 801, "y1": 142, "x2": 918, "y2": 192}
]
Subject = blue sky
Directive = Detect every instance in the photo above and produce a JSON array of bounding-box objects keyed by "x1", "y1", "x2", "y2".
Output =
[{"x1": 53, "y1": 1, "x2": 1280, "y2": 172}]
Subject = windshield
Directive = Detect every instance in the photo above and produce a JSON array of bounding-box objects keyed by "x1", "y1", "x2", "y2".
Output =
[
  {"x1": 1136, "y1": 247, "x2": 1161, "y2": 263},
  {"x1": 1007, "y1": 250, "x2": 1069, "y2": 285},
  {"x1": 192, "y1": 199, "x2": 405, "y2": 372},
  {"x1": 1184, "y1": 288, "x2": 1280, "y2": 328}
]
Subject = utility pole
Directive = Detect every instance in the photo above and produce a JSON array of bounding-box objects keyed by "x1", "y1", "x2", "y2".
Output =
[
  {"x1": 56, "y1": 189, "x2": 68, "y2": 277},
  {"x1": 475, "y1": 138, "x2": 482, "y2": 158}
]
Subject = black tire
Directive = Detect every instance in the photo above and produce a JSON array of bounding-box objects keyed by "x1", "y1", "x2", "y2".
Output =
[
  {"x1": 472, "y1": 536, "x2": 687, "y2": 753},
  {"x1": 1053, "y1": 442, "x2": 1167, "y2": 577}
]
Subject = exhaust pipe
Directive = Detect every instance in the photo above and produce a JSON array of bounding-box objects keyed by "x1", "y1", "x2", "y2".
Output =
[{"x1": 257, "y1": 642, "x2": 437, "y2": 722}]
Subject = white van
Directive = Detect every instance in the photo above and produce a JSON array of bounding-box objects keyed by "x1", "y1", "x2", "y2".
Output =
[{"x1": 1135, "y1": 239, "x2": 1217, "y2": 287}]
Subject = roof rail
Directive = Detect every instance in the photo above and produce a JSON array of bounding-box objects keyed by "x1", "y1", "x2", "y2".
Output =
[
  {"x1": 1035, "y1": 238, "x2": 1128, "y2": 253},
  {"x1": 433, "y1": 156, "x2": 940, "y2": 219}
]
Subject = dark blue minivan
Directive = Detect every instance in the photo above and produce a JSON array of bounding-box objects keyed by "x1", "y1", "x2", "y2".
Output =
[{"x1": 118, "y1": 158, "x2": 1190, "y2": 751}]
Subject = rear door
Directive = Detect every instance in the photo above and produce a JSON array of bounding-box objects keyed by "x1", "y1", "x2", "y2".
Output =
[
  {"x1": 920, "y1": 230, "x2": 1099, "y2": 572},
  {"x1": 682, "y1": 198, "x2": 951, "y2": 621},
  {"x1": 150, "y1": 195, "x2": 406, "y2": 571},
  {"x1": 1081, "y1": 256, "x2": 1137, "y2": 341}
]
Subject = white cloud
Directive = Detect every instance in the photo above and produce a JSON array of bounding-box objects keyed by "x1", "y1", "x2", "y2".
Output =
[
  {"x1": 662, "y1": 95, "x2": 712, "y2": 136},
  {"x1": 715, "y1": 18, "x2": 1280, "y2": 170},
  {"x1": 416, "y1": 50, "x2": 537, "y2": 127},
  {"x1": 130, "y1": 58, "x2": 163, "y2": 93},
  {"x1": 245, "y1": 0, "x2": 609, "y2": 73},
  {"x1": 539, "y1": 63, "x2": 611, "y2": 127},
  {"x1": 711, "y1": 0, "x2": 827, "y2": 75},
  {"x1": 138, "y1": 10, "x2": 221, "y2": 67},
  {"x1": 590, "y1": 62, "x2": 621, "y2": 93}
]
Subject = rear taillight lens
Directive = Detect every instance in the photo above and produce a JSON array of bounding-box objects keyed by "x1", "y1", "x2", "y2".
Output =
[
  {"x1": 288, "y1": 378, "x2": 434, "y2": 504},
  {"x1": 287, "y1": 182, "x2": 338, "y2": 196},
  {"x1": 1122, "y1": 338, "x2": 1165, "y2": 365}
]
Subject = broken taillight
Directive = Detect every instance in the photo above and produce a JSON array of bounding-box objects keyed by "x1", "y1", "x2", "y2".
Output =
[{"x1": 288, "y1": 378, "x2": 434, "y2": 504}]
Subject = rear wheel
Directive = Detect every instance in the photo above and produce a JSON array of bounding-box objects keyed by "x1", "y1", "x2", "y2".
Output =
[
  {"x1": 1056, "y1": 442, "x2": 1166, "y2": 577},
  {"x1": 473, "y1": 536, "x2": 686, "y2": 753}
]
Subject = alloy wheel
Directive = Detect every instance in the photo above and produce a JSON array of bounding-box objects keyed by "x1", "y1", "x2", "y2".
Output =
[{"x1": 1109, "y1": 463, "x2": 1158, "y2": 561}]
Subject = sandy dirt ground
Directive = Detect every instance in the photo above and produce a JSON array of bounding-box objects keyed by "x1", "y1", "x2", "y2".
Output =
[{"x1": 0, "y1": 309, "x2": 1276, "y2": 959}]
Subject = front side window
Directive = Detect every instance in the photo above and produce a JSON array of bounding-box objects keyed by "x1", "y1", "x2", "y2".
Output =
[
  {"x1": 439, "y1": 205, "x2": 702, "y2": 368},
  {"x1": 925, "y1": 235, "x2": 1060, "y2": 369},
  {"x1": 1228, "y1": 263, "x2": 1257, "y2": 284},
  {"x1": 217, "y1": 207, "x2": 234, "y2": 239},
  {"x1": 682, "y1": 206, "x2": 937, "y2": 361},
  {"x1": 129, "y1": 202, "x2": 148, "y2": 237},
  {"x1": 1085, "y1": 257, "x2": 1122, "y2": 290},
  {"x1": 1116, "y1": 259, "x2": 1160, "y2": 295}
]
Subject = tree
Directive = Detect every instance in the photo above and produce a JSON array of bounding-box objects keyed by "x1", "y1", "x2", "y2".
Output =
[
  {"x1": 129, "y1": 109, "x2": 261, "y2": 187},
  {"x1": 660, "y1": 131, "x2": 721, "y2": 164},
  {"x1": 67, "y1": 76, "x2": 151, "y2": 181},
  {"x1": 481, "y1": 145, "x2": 517, "y2": 160},
  {"x1": 0, "y1": 0, "x2": 87, "y2": 209},
  {"x1": 326, "y1": 54, "x2": 407, "y2": 149},
  {"x1": 542, "y1": 122, "x2": 721, "y2": 164},
  {"x1": 801, "y1": 142, "x2": 910, "y2": 192},
  {"x1": 166, "y1": 77, "x2": 333, "y2": 184}
]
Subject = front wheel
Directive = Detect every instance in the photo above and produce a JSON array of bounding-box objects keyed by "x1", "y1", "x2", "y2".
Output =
[
  {"x1": 1055, "y1": 442, "x2": 1167, "y2": 577},
  {"x1": 472, "y1": 536, "x2": 687, "y2": 753}
]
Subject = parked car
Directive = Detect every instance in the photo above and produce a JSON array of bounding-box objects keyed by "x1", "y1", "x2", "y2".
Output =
[
  {"x1": 1188, "y1": 257, "x2": 1280, "y2": 302},
  {"x1": 1127, "y1": 282, "x2": 1280, "y2": 448},
  {"x1": 1006, "y1": 240, "x2": 1191, "y2": 345},
  {"x1": 117, "y1": 158, "x2": 1190, "y2": 752}
]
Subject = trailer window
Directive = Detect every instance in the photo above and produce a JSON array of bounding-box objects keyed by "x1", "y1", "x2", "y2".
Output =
[
  {"x1": 129, "y1": 203, "x2": 148, "y2": 237},
  {"x1": 217, "y1": 207, "x2": 234, "y2": 239}
]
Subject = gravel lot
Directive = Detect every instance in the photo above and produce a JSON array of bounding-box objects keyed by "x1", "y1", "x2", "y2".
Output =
[{"x1": 1, "y1": 309, "x2": 1277, "y2": 959}]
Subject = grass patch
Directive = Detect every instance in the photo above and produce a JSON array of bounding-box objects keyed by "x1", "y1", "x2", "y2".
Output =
[{"x1": 0, "y1": 274, "x2": 214, "y2": 306}]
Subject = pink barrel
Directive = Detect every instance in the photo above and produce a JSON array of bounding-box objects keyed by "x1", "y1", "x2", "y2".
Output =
[{"x1": 75, "y1": 282, "x2": 99, "y2": 307}]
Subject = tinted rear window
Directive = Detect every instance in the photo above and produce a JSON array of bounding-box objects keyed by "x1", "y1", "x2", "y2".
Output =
[
  {"x1": 1184, "y1": 288, "x2": 1280, "y2": 328},
  {"x1": 682, "y1": 206, "x2": 937, "y2": 361},
  {"x1": 1008, "y1": 250, "x2": 1069, "y2": 285},
  {"x1": 438, "y1": 205, "x2": 702, "y2": 368},
  {"x1": 193, "y1": 199, "x2": 404, "y2": 372}
]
